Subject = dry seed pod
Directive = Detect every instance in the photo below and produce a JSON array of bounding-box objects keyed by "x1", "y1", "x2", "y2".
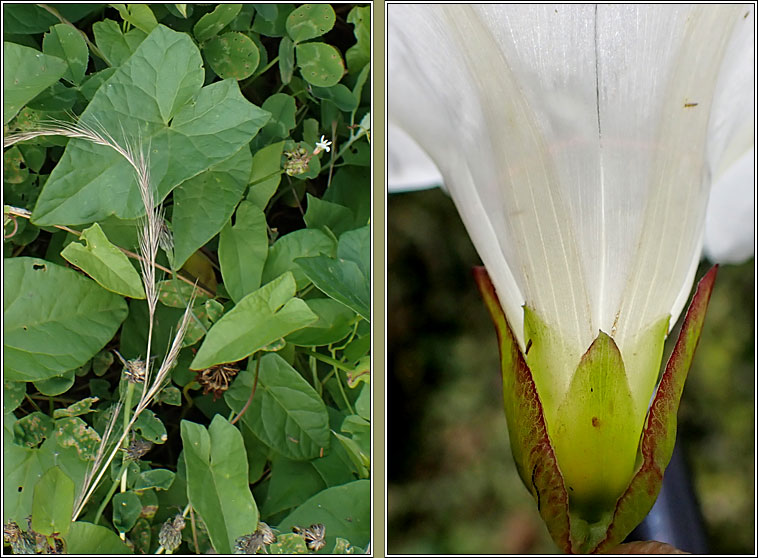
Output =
[
  {"x1": 158, "y1": 514, "x2": 185, "y2": 553},
  {"x1": 293, "y1": 523, "x2": 325, "y2": 552},
  {"x1": 196, "y1": 363, "x2": 240, "y2": 400},
  {"x1": 257, "y1": 521, "x2": 277, "y2": 545},
  {"x1": 233, "y1": 532, "x2": 265, "y2": 554},
  {"x1": 124, "y1": 438, "x2": 153, "y2": 461}
]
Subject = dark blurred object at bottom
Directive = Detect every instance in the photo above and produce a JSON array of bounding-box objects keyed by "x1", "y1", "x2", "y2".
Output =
[{"x1": 626, "y1": 437, "x2": 708, "y2": 553}]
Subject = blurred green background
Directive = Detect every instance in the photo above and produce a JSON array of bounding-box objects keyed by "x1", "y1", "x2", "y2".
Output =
[{"x1": 387, "y1": 188, "x2": 754, "y2": 554}]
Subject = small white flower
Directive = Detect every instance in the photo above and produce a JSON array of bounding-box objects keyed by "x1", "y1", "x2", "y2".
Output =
[{"x1": 315, "y1": 135, "x2": 332, "y2": 153}]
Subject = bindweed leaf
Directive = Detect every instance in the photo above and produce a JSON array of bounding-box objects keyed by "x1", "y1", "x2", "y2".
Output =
[
  {"x1": 296, "y1": 257, "x2": 368, "y2": 321},
  {"x1": 181, "y1": 415, "x2": 259, "y2": 554},
  {"x1": 277, "y1": 480, "x2": 370, "y2": 551},
  {"x1": 3, "y1": 43, "x2": 67, "y2": 125},
  {"x1": 92, "y1": 19, "x2": 146, "y2": 67},
  {"x1": 42, "y1": 24, "x2": 88, "y2": 85},
  {"x1": 155, "y1": 385, "x2": 182, "y2": 406},
  {"x1": 3, "y1": 5, "x2": 99, "y2": 35},
  {"x1": 5, "y1": 419, "x2": 44, "y2": 525},
  {"x1": 112, "y1": 4, "x2": 158, "y2": 33},
  {"x1": 92, "y1": 349, "x2": 114, "y2": 376},
  {"x1": 303, "y1": 195, "x2": 355, "y2": 237},
  {"x1": 323, "y1": 166, "x2": 370, "y2": 230},
  {"x1": 31, "y1": 466, "x2": 74, "y2": 536},
  {"x1": 157, "y1": 279, "x2": 209, "y2": 308},
  {"x1": 32, "y1": 25, "x2": 270, "y2": 226},
  {"x1": 225, "y1": 353, "x2": 330, "y2": 461},
  {"x1": 131, "y1": 518, "x2": 152, "y2": 553},
  {"x1": 171, "y1": 146, "x2": 252, "y2": 270},
  {"x1": 311, "y1": 431, "x2": 362, "y2": 487},
  {"x1": 261, "y1": 93, "x2": 297, "y2": 139},
  {"x1": 247, "y1": 140, "x2": 284, "y2": 209},
  {"x1": 262, "y1": 229, "x2": 336, "y2": 289},
  {"x1": 190, "y1": 272, "x2": 317, "y2": 370},
  {"x1": 261, "y1": 457, "x2": 326, "y2": 517},
  {"x1": 333, "y1": 537, "x2": 359, "y2": 554},
  {"x1": 253, "y1": 4, "x2": 277, "y2": 22},
  {"x1": 4, "y1": 258, "x2": 128, "y2": 382},
  {"x1": 218, "y1": 201, "x2": 268, "y2": 303},
  {"x1": 286, "y1": 298, "x2": 356, "y2": 347},
  {"x1": 64, "y1": 521, "x2": 131, "y2": 553},
  {"x1": 345, "y1": 6, "x2": 370, "y2": 73},
  {"x1": 205, "y1": 299, "x2": 224, "y2": 322},
  {"x1": 4, "y1": 146, "x2": 29, "y2": 184},
  {"x1": 61, "y1": 223, "x2": 146, "y2": 299},
  {"x1": 310, "y1": 84, "x2": 358, "y2": 113},
  {"x1": 253, "y1": 4, "x2": 293, "y2": 37},
  {"x1": 296, "y1": 225, "x2": 370, "y2": 320},
  {"x1": 338, "y1": 226, "x2": 370, "y2": 278},
  {"x1": 355, "y1": 384, "x2": 370, "y2": 421},
  {"x1": 240, "y1": 423, "x2": 268, "y2": 484}
]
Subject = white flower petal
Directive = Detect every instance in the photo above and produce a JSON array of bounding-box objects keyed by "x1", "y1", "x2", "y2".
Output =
[
  {"x1": 387, "y1": 122, "x2": 444, "y2": 193},
  {"x1": 389, "y1": 4, "x2": 749, "y2": 357},
  {"x1": 703, "y1": 147, "x2": 755, "y2": 264}
]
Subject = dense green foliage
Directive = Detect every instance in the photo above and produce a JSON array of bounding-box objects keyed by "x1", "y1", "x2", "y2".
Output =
[{"x1": 4, "y1": 4, "x2": 370, "y2": 554}]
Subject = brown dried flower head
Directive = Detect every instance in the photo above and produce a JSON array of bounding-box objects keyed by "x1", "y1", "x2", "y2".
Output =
[
  {"x1": 293, "y1": 523, "x2": 325, "y2": 552},
  {"x1": 196, "y1": 363, "x2": 240, "y2": 400}
]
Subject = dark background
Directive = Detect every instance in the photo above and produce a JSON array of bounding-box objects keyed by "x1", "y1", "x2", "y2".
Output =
[{"x1": 387, "y1": 188, "x2": 755, "y2": 554}]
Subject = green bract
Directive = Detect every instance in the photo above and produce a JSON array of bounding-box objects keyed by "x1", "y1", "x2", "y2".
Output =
[{"x1": 475, "y1": 266, "x2": 718, "y2": 553}]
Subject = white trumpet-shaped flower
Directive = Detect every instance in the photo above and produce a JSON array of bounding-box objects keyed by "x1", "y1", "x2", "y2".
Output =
[{"x1": 389, "y1": 3, "x2": 753, "y2": 550}]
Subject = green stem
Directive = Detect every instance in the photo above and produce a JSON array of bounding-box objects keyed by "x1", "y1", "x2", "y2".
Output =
[
  {"x1": 120, "y1": 381, "x2": 136, "y2": 492},
  {"x1": 230, "y1": 354, "x2": 261, "y2": 426},
  {"x1": 332, "y1": 354, "x2": 355, "y2": 415},
  {"x1": 302, "y1": 349, "x2": 354, "y2": 372},
  {"x1": 24, "y1": 394, "x2": 43, "y2": 413},
  {"x1": 248, "y1": 169, "x2": 285, "y2": 188},
  {"x1": 93, "y1": 463, "x2": 126, "y2": 525},
  {"x1": 321, "y1": 368, "x2": 336, "y2": 385},
  {"x1": 310, "y1": 355, "x2": 321, "y2": 396},
  {"x1": 257, "y1": 55, "x2": 280, "y2": 76},
  {"x1": 333, "y1": 319, "x2": 362, "y2": 351},
  {"x1": 179, "y1": 380, "x2": 198, "y2": 424},
  {"x1": 298, "y1": 283, "x2": 316, "y2": 298},
  {"x1": 241, "y1": 56, "x2": 280, "y2": 91}
]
